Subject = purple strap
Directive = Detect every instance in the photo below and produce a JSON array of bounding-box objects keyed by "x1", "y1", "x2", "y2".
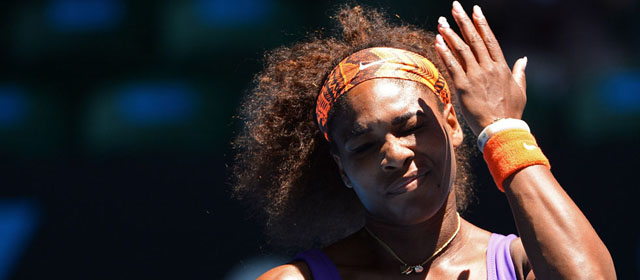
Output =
[
  {"x1": 486, "y1": 233, "x2": 518, "y2": 280},
  {"x1": 292, "y1": 249, "x2": 342, "y2": 280}
]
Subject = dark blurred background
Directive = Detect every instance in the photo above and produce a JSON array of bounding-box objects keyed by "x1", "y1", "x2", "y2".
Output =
[{"x1": 0, "y1": 0, "x2": 638, "y2": 279}]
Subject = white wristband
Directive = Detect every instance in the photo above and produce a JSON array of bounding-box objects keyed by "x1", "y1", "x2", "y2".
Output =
[{"x1": 477, "y1": 118, "x2": 530, "y2": 153}]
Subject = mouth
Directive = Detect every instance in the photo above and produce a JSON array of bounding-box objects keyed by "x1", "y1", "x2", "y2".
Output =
[{"x1": 386, "y1": 169, "x2": 429, "y2": 196}]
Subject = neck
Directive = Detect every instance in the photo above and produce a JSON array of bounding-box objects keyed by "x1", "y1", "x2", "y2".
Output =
[{"x1": 363, "y1": 194, "x2": 462, "y2": 267}]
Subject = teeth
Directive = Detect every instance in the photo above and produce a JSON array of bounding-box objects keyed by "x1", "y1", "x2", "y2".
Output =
[{"x1": 438, "y1": 16, "x2": 450, "y2": 28}]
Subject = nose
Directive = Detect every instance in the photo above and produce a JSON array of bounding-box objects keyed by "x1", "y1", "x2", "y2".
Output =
[{"x1": 380, "y1": 134, "x2": 414, "y2": 172}]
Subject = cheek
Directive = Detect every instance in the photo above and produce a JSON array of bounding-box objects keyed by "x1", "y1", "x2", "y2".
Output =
[
  {"x1": 342, "y1": 154, "x2": 385, "y2": 203},
  {"x1": 418, "y1": 124, "x2": 457, "y2": 189},
  {"x1": 415, "y1": 127, "x2": 446, "y2": 154},
  {"x1": 343, "y1": 153, "x2": 380, "y2": 185},
  {"x1": 413, "y1": 124, "x2": 452, "y2": 181}
]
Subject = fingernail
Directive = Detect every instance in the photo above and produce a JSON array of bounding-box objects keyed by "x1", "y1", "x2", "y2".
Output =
[
  {"x1": 473, "y1": 5, "x2": 484, "y2": 18},
  {"x1": 523, "y1": 56, "x2": 528, "y2": 67},
  {"x1": 438, "y1": 16, "x2": 450, "y2": 28},
  {"x1": 452, "y1": 1, "x2": 464, "y2": 14},
  {"x1": 436, "y1": 34, "x2": 445, "y2": 46}
]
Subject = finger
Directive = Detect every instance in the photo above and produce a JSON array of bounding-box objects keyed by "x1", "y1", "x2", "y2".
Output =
[
  {"x1": 434, "y1": 34, "x2": 466, "y2": 81},
  {"x1": 472, "y1": 5, "x2": 507, "y2": 64},
  {"x1": 512, "y1": 56, "x2": 528, "y2": 92},
  {"x1": 438, "y1": 16, "x2": 463, "y2": 67},
  {"x1": 450, "y1": 1, "x2": 491, "y2": 65},
  {"x1": 438, "y1": 16, "x2": 479, "y2": 71}
]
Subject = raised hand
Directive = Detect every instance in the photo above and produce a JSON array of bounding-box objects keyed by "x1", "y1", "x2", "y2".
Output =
[{"x1": 435, "y1": 1, "x2": 528, "y2": 136}]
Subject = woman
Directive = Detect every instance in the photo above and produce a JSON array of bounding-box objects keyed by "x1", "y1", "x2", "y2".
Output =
[{"x1": 232, "y1": 2, "x2": 616, "y2": 279}]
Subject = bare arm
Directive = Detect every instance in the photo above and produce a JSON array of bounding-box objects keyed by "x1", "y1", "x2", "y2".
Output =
[
  {"x1": 434, "y1": 2, "x2": 615, "y2": 279},
  {"x1": 505, "y1": 165, "x2": 615, "y2": 279}
]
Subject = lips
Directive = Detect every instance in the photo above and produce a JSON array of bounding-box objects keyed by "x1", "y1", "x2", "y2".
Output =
[{"x1": 386, "y1": 169, "x2": 429, "y2": 196}]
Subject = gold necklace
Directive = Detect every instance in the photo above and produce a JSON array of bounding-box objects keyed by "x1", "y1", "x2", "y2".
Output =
[{"x1": 364, "y1": 212, "x2": 461, "y2": 275}]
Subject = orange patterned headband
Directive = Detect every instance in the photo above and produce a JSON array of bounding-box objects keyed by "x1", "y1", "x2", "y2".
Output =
[{"x1": 316, "y1": 47, "x2": 451, "y2": 141}]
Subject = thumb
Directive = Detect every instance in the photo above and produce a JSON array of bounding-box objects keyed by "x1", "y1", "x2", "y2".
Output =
[{"x1": 512, "y1": 56, "x2": 527, "y2": 92}]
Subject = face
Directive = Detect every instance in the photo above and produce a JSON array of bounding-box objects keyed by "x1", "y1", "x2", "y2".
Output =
[{"x1": 330, "y1": 79, "x2": 463, "y2": 225}]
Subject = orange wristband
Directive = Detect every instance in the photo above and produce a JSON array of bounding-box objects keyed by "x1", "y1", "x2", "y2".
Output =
[{"x1": 483, "y1": 129, "x2": 551, "y2": 192}]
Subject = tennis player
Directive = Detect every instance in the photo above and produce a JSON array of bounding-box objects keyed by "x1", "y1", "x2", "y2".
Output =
[{"x1": 233, "y1": 2, "x2": 616, "y2": 279}]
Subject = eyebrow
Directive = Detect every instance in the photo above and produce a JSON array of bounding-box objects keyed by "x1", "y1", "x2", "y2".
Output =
[{"x1": 347, "y1": 126, "x2": 372, "y2": 141}]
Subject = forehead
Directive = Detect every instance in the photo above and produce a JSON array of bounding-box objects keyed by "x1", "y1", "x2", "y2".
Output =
[
  {"x1": 345, "y1": 78, "x2": 439, "y2": 121},
  {"x1": 330, "y1": 78, "x2": 441, "y2": 141}
]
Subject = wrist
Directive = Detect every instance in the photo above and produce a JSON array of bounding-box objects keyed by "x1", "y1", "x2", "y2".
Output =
[
  {"x1": 482, "y1": 129, "x2": 551, "y2": 192},
  {"x1": 477, "y1": 118, "x2": 530, "y2": 153}
]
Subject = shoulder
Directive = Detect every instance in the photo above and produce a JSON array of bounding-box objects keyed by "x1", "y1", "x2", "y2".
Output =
[
  {"x1": 257, "y1": 262, "x2": 311, "y2": 280},
  {"x1": 257, "y1": 233, "x2": 364, "y2": 280}
]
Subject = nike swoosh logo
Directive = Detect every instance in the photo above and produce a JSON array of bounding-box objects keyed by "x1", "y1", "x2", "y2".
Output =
[
  {"x1": 359, "y1": 58, "x2": 393, "y2": 70},
  {"x1": 523, "y1": 142, "x2": 537, "y2": 150}
]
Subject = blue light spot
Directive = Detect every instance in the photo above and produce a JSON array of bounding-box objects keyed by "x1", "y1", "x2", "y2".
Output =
[
  {"x1": 602, "y1": 72, "x2": 640, "y2": 113},
  {"x1": 0, "y1": 87, "x2": 28, "y2": 128},
  {"x1": 117, "y1": 82, "x2": 196, "y2": 126},
  {"x1": 0, "y1": 200, "x2": 39, "y2": 280},
  {"x1": 48, "y1": 0, "x2": 123, "y2": 32},
  {"x1": 194, "y1": 0, "x2": 272, "y2": 27}
]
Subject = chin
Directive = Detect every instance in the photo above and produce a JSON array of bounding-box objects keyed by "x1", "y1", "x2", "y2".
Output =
[
  {"x1": 388, "y1": 191, "x2": 449, "y2": 225},
  {"x1": 363, "y1": 176, "x2": 454, "y2": 225}
]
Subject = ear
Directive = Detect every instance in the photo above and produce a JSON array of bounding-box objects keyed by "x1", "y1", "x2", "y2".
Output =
[
  {"x1": 332, "y1": 153, "x2": 354, "y2": 189},
  {"x1": 443, "y1": 103, "x2": 463, "y2": 147}
]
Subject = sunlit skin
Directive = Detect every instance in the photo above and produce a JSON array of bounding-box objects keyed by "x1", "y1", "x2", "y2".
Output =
[
  {"x1": 329, "y1": 79, "x2": 460, "y2": 226},
  {"x1": 259, "y1": 2, "x2": 616, "y2": 279}
]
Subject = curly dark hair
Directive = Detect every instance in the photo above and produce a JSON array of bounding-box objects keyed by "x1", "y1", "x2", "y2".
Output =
[{"x1": 231, "y1": 4, "x2": 476, "y2": 252}]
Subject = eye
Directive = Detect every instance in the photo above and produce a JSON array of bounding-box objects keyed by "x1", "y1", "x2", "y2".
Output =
[
  {"x1": 401, "y1": 123, "x2": 424, "y2": 136},
  {"x1": 351, "y1": 142, "x2": 374, "y2": 154}
]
